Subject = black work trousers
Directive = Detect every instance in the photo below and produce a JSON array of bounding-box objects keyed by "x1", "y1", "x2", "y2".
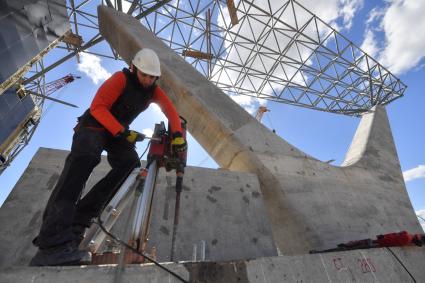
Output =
[{"x1": 35, "y1": 126, "x2": 140, "y2": 249}]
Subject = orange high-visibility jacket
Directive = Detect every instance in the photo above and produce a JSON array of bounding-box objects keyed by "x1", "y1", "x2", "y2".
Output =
[{"x1": 89, "y1": 71, "x2": 182, "y2": 136}]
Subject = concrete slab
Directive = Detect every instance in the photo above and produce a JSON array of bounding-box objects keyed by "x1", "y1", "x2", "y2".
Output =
[
  {"x1": 1, "y1": 247, "x2": 424, "y2": 282},
  {"x1": 0, "y1": 264, "x2": 188, "y2": 283},
  {"x1": 244, "y1": 246, "x2": 425, "y2": 282},
  {"x1": 97, "y1": 6, "x2": 422, "y2": 255}
]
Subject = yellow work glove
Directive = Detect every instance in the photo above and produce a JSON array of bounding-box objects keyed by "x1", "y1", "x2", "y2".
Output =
[
  {"x1": 118, "y1": 129, "x2": 145, "y2": 143},
  {"x1": 171, "y1": 132, "x2": 187, "y2": 153}
]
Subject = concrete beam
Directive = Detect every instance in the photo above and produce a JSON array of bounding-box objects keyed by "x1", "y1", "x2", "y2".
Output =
[{"x1": 97, "y1": 6, "x2": 422, "y2": 254}]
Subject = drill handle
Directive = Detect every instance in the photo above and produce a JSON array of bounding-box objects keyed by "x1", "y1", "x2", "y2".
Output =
[{"x1": 176, "y1": 174, "x2": 183, "y2": 193}]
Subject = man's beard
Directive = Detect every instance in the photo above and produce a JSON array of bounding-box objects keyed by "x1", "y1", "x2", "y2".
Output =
[
  {"x1": 131, "y1": 70, "x2": 157, "y2": 92},
  {"x1": 140, "y1": 83, "x2": 156, "y2": 93}
]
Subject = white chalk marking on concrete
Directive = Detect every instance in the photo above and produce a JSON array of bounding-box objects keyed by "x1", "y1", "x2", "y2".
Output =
[
  {"x1": 360, "y1": 251, "x2": 379, "y2": 283},
  {"x1": 319, "y1": 254, "x2": 333, "y2": 283}
]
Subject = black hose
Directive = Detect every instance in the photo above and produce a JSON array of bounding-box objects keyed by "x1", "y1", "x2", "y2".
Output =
[
  {"x1": 96, "y1": 216, "x2": 189, "y2": 283},
  {"x1": 386, "y1": 247, "x2": 416, "y2": 283}
]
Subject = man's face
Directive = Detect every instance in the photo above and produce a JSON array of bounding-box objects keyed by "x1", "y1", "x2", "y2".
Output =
[{"x1": 136, "y1": 69, "x2": 157, "y2": 88}]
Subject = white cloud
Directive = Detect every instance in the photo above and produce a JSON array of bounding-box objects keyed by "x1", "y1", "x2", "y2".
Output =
[
  {"x1": 338, "y1": 0, "x2": 364, "y2": 29},
  {"x1": 150, "y1": 103, "x2": 166, "y2": 117},
  {"x1": 297, "y1": 0, "x2": 363, "y2": 30},
  {"x1": 361, "y1": 0, "x2": 425, "y2": 74},
  {"x1": 217, "y1": 2, "x2": 231, "y2": 30},
  {"x1": 230, "y1": 94, "x2": 255, "y2": 106},
  {"x1": 142, "y1": 128, "x2": 154, "y2": 138},
  {"x1": 403, "y1": 165, "x2": 425, "y2": 182},
  {"x1": 110, "y1": 1, "x2": 132, "y2": 13},
  {"x1": 77, "y1": 52, "x2": 111, "y2": 85},
  {"x1": 361, "y1": 29, "x2": 379, "y2": 56},
  {"x1": 229, "y1": 94, "x2": 259, "y2": 114},
  {"x1": 416, "y1": 209, "x2": 425, "y2": 231},
  {"x1": 366, "y1": 7, "x2": 385, "y2": 25}
]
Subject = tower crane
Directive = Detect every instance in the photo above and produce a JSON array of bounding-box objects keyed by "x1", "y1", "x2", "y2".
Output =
[
  {"x1": 254, "y1": 106, "x2": 276, "y2": 133},
  {"x1": 254, "y1": 106, "x2": 269, "y2": 122},
  {"x1": 0, "y1": 74, "x2": 80, "y2": 175},
  {"x1": 25, "y1": 74, "x2": 80, "y2": 108}
]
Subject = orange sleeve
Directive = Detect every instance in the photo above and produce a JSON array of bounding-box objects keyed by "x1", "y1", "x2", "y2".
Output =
[
  {"x1": 152, "y1": 87, "x2": 183, "y2": 134},
  {"x1": 90, "y1": 72, "x2": 126, "y2": 136}
]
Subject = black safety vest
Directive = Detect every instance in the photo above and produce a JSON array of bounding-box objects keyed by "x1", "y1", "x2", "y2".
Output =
[{"x1": 78, "y1": 68, "x2": 156, "y2": 132}]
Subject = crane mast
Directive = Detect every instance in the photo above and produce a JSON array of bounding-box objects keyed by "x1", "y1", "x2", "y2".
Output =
[{"x1": 0, "y1": 74, "x2": 79, "y2": 175}]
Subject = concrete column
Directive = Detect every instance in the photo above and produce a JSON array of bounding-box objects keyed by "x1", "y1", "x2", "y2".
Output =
[{"x1": 97, "y1": 6, "x2": 422, "y2": 254}]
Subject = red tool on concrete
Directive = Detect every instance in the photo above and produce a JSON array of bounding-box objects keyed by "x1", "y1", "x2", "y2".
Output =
[
  {"x1": 130, "y1": 117, "x2": 188, "y2": 263},
  {"x1": 147, "y1": 118, "x2": 187, "y2": 261},
  {"x1": 310, "y1": 231, "x2": 425, "y2": 253}
]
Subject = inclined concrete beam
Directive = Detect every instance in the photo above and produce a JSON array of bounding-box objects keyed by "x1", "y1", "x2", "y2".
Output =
[{"x1": 97, "y1": 6, "x2": 422, "y2": 255}]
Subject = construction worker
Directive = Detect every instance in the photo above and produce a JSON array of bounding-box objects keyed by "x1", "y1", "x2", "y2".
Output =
[{"x1": 30, "y1": 48, "x2": 187, "y2": 266}]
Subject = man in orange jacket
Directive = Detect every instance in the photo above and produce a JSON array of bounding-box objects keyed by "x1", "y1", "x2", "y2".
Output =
[{"x1": 30, "y1": 48, "x2": 187, "y2": 266}]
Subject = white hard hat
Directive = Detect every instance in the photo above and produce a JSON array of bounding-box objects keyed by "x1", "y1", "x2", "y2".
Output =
[{"x1": 132, "y1": 48, "x2": 161, "y2": 76}]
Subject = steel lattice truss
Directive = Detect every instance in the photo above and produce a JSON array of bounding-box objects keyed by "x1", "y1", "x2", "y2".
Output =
[{"x1": 36, "y1": 0, "x2": 407, "y2": 116}]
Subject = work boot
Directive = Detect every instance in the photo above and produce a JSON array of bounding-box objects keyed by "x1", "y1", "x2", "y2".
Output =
[{"x1": 29, "y1": 242, "x2": 92, "y2": 266}]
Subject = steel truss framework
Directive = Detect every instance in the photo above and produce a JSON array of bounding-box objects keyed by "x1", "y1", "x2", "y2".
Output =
[{"x1": 28, "y1": 0, "x2": 406, "y2": 116}]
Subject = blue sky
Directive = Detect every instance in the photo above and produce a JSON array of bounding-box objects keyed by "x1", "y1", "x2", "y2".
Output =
[{"x1": 1, "y1": 0, "x2": 424, "y2": 229}]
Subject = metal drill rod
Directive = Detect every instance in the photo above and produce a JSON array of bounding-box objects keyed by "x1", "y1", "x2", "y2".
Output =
[
  {"x1": 80, "y1": 168, "x2": 140, "y2": 252},
  {"x1": 130, "y1": 159, "x2": 159, "y2": 250},
  {"x1": 170, "y1": 172, "x2": 184, "y2": 262},
  {"x1": 144, "y1": 136, "x2": 161, "y2": 142}
]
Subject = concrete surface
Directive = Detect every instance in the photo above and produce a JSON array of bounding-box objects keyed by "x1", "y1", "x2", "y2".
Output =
[
  {"x1": 98, "y1": 6, "x2": 423, "y2": 255},
  {"x1": 0, "y1": 148, "x2": 276, "y2": 268},
  {"x1": 1, "y1": 246, "x2": 424, "y2": 282},
  {"x1": 0, "y1": 148, "x2": 111, "y2": 268},
  {"x1": 141, "y1": 166, "x2": 276, "y2": 262}
]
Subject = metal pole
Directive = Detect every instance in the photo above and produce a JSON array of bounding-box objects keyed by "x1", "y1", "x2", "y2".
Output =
[
  {"x1": 114, "y1": 165, "x2": 154, "y2": 283},
  {"x1": 81, "y1": 168, "x2": 140, "y2": 252},
  {"x1": 22, "y1": 35, "x2": 104, "y2": 85},
  {"x1": 69, "y1": 0, "x2": 81, "y2": 62},
  {"x1": 170, "y1": 172, "x2": 183, "y2": 261},
  {"x1": 200, "y1": 240, "x2": 206, "y2": 261},
  {"x1": 130, "y1": 159, "x2": 159, "y2": 250},
  {"x1": 26, "y1": 90, "x2": 78, "y2": 108}
]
